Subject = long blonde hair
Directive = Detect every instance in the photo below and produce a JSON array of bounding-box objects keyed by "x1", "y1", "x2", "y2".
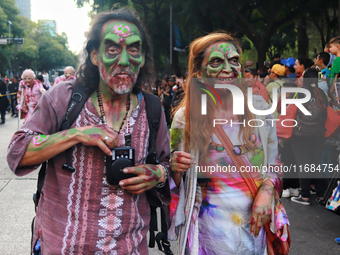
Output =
[{"x1": 178, "y1": 32, "x2": 255, "y2": 161}]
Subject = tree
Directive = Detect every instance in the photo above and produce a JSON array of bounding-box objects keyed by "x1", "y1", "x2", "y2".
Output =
[
  {"x1": 0, "y1": 0, "x2": 23, "y2": 74},
  {"x1": 201, "y1": 0, "x2": 306, "y2": 67},
  {"x1": 13, "y1": 18, "x2": 78, "y2": 75}
]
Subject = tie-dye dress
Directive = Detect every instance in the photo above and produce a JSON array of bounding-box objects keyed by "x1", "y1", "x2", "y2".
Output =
[{"x1": 169, "y1": 99, "x2": 289, "y2": 255}]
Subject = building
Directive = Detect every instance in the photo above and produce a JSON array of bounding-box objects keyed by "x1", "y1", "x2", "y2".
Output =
[
  {"x1": 39, "y1": 20, "x2": 57, "y2": 36},
  {"x1": 15, "y1": 0, "x2": 31, "y2": 20}
]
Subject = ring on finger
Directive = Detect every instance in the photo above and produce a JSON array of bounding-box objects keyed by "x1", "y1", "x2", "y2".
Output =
[{"x1": 103, "y1": 136, "x2": 109, "y2": 144}]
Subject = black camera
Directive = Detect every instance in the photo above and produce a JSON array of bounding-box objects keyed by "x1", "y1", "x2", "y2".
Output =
[{"x1": 106, "y1": 147, "x2": 136, "y2": 185}]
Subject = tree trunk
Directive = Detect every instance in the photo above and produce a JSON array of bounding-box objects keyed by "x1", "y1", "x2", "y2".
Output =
[
  {"x1": 256, "y1": 43, "x2": 267, "y2": 71},
  {"x1": 338, "y1": 0, "x2": 340, "y2": 35},
  {"x1": 172, "y1": 51, "x2": 180, "y2": 75},
  {"x1": 297, "y1": 16, "x2": 309, "y2": 58}
]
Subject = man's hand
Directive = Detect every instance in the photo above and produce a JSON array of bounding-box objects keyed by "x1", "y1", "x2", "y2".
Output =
[
  {"x1": 119, "y1": 164, "x2": 165, "y2": 195},
  {"x1": 248, "y1": 182, "x2": 274, "y2": 237},
  {"x1": 74, "y1": 124, "x2": 118, "y2": 156}
]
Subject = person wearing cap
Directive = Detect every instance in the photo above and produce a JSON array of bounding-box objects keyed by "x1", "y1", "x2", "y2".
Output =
[
  {"x1": 265, "y1": 64, "x2": 286, "y2": 118},
  {"x1": 281, "y1": 57, "x2": 296, "y2": 79}
]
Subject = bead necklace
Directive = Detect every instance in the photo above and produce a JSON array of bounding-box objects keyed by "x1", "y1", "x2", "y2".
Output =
[{"x1": 96, "y1": 89, "x2": 131, "y2": 135}]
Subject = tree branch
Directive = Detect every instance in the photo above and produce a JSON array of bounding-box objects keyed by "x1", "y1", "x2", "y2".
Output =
[{"x1": 203, "y1": 0, "x2": 259, "y2": 47}]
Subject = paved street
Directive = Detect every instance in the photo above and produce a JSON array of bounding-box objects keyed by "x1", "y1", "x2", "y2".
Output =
[{"x1": 1, "y1": 112, "x2": 340, "y2": 254}]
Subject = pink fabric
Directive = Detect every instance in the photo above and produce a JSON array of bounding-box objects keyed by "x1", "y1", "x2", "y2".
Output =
[
  {"x1": 7, "y1": 81, "x2": 170, "y2": 254},
  {"x1": 54, "y1": 74, "x2": 75, "y2": 85},
  {"x1": 18, "y1": 79, "x2": 44, "y2": 122}
]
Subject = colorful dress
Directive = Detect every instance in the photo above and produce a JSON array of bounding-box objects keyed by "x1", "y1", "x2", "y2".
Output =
[
  {"x1": 17, "y1": 79, "x2": 45, "y2": 122},
  {"x1": 169, "y1": 95, "x2": 289, "y2": 255}
]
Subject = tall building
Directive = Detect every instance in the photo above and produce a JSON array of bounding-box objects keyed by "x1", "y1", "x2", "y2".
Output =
[
  {"x1": 39, "y1": 20, "x2": 57, "y2": 36},
  {"x1": 15, "y1": 0, "x2": 31, "y2": 20}
]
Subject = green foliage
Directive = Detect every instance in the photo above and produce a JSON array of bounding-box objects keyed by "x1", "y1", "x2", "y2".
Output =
[
  {"x1": 74, "y1": 0, "x2": 339, "y2": 73},
  {"x1": 0, "y1": 0, "x2": 78, "y2": 75},
  {"x1": 0, "y1": 11, "x2": 78, "y2": 75}
]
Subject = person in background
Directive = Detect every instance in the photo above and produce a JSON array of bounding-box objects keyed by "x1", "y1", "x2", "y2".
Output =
[
  {"x1": 265, "y1": 64, "x2": 286, "y2": 118},
  {"x1": 54, "y1": 66, "x2": 75, "y2": 85},
  {"x1": 17, "y1": 69, "x2": 46, "y2": 123},
  {"x1": 272, "y1": 53, "x2": 281, "y2": 61},
  {"x1": 312, "y1": 52, "x2": 330, "y2": 93},
  {"x1": 279, "y1": 81, "x2": 300, "y2": 198},
  {"x1": 313, "y1": 52, "x2": 330, "y2": 71},
  {"x1": 163, "y1": 75, "x2": 175, "y2": 126},
  {"x1": 281, "y1": 57, "x2": 296, "y2": 80},
  {"x1": 324, "y1": 42, "x2": 336, "y2": 68},
  {"x1": 8, "y1": 75, "x2": 19, "y2": 117},
  {"x1": 171, "y1": 76, "x2": 184, "y2": 109},
  {"x1": 243, "y1": 67, "x2": 269, "y2": 103},
  {"x1": 294, "y1": 57, "x2": 313, "y2": 88},
  {"x1": 290, "y1": 68, "x2": 328, "y2": 205},
  {"x1": 329, "y1": 37, "x2": 340, "y2": 104},
  {"x1": 36, "y1": 75, "x2": 48, "y2": 90},
  {"x1": 0, "y1": 78, "x2": 9, "y2": 124},
  {"x1": 42, "y1": 72, "x2": 50, "y2": 89}
]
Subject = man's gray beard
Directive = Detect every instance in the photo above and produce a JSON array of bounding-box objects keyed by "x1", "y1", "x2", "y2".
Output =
[
  {"x1": 110, "y1": 86, "x2": 133, "y2": 95},
  {"x1": 98, "y1": 62, "x2": 135, "y2": 95}
]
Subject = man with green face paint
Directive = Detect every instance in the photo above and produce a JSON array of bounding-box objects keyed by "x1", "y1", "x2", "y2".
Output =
[{"x1": 7, "y1": 9, "x2": 171, "y2": 255}]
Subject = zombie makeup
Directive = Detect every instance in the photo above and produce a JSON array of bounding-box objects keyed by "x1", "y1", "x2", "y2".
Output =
[
  {"x1": 33, "y1": 135, "x2": 49, "y2": 146},
  {"x1": 97, "y1": 21, "x2": 144, "y2": 95},
  {"x1": 202, "y1": 42, "x2": 241, "y2": 81},
  {"x1": 23, "y1": 74, "x2": 34, "y2": 87},
  {"x1": 64, "y1": 68, "x2": 75, "y2": 79}
]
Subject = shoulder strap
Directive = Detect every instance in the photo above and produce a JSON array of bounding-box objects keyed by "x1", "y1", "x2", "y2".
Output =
[
  {"x1": 142, "y1": 91, "x2": 173, "y2": 255},
  {"x1": 34, "y1": 81, "x2": 94, "y2": 207},
  {"x1": 142, "y1": 91, "x2": 162, "y2": 164},
  {"x1": 61, "y1": 81, "x2": 96, "y2": 172},
  {"x1": 214, "y1": 125, "x2": 259, "y2": 197},
  {"x1": 275, "y1": 81, "x2": 283, "y2": 87},
  {"x1": 61, "y1": 81, "x2": 93, "y2": 131}
]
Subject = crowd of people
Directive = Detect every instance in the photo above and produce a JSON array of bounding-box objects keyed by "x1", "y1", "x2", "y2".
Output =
[
  {"x1": 3, "y1": 6, "x2": 340, "y2": 255},
  {"x1": 0, "y1": 66, "x2": 75, "y2": 125}
]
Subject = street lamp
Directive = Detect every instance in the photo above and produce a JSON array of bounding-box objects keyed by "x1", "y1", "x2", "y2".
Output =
[{"x1": 8, "y1": 20, "x2": 12, "y2": 43}]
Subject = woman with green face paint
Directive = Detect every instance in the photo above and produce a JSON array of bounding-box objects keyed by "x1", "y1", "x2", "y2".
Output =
[
  {"x1": 168, "y1": 33, "x2": 290, "y2": 255},
  {"x1": 7, "y1": 9, "x2": 171, "y2": 255}
]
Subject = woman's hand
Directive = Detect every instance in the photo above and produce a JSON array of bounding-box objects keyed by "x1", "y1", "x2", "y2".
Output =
[
  {"x1": 170, "y1": 151, "x2": 192, "y2": 173},
  {"x1": 248, "y1": 182, "x2": 274, "y2": 237}
]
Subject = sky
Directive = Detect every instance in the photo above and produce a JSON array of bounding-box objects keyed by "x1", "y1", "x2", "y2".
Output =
[{"x1": 30, "y1": 0, "x2": 93, "y2": 54}]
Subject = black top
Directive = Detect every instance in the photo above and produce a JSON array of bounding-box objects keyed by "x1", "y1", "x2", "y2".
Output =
[{"x1": 8, "y1": 82, "x2": 19, "y2": 94}]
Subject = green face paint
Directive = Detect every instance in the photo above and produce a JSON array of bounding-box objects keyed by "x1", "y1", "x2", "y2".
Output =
[
  {"x1": 202, "y1": 42, "x2": 241, "y2": 79},
  {"x1": 33, "y1": 135, "x2": 49, "y2": 146},
  {"x1": 97, "y1": 21, "x2": 144, "y2": 95}
]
